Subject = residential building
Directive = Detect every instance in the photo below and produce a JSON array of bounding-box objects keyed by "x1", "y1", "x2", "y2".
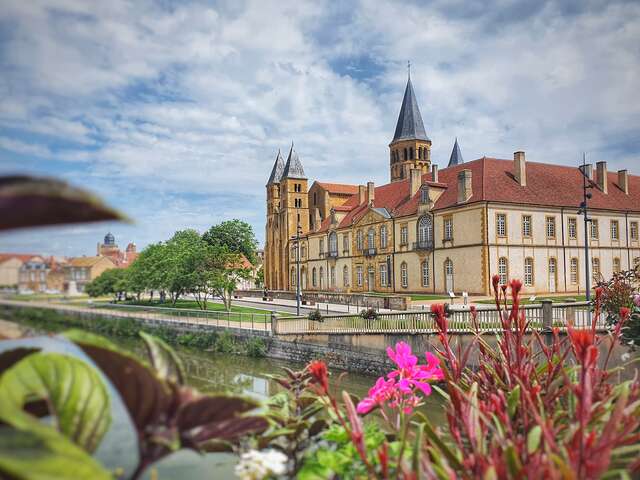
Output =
[{"x1": 64, "y1": 256, "x2": 116, "y2": 293}]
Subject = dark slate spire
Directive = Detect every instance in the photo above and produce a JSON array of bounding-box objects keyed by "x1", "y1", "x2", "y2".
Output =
[
  {"x1": 448, "y1": 138, "x2": 464, "y2": 167},
  {"x1": 391, "y1": 74, "x2": 430, "y2": 143},
  {"x1": 266, "y1": 149, "x2": 285, "y2": 185},
  {"x1": 282, "y1": 143, "x2": 306, "y2": 179}
]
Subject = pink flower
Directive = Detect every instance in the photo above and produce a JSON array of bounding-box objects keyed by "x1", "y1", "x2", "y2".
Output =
[
  {"x1": 633, "y1": 294, "x2": 640, "y2": 308},
  {"x1": 357, "y1": 342, "x2": 443, "y2": 415}
]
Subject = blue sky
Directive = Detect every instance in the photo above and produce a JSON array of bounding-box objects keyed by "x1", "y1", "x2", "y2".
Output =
[{"x1": 1, "y1": 0, "x2": 639, "y2": 256}]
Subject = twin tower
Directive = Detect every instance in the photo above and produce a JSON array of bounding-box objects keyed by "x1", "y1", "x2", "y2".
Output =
[{"x1": 264, "y1": 73, "x2": 460, "y2": 289}]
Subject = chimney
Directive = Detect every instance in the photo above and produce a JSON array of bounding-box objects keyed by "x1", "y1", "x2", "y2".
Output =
[
  {"x1": 596, "y1": 161, "x2": 608, "y2": 193},
  {"x1": 457, "y1": 169, "x2": 473, "y2": 203},
  {"x1": 367, "y1": 181, "x2": 375, "y2": 204},
  {"x1": 431, "y1": 164, "x2": 439, "y2": 183},
  {"x1": 514, "y1": 151, "x2": 526, "y2": 186},
  {"x1": 618, "y1": 169, "x2": 629, "y2": 194},
  {"x1": 410, "y1": 168, "x2": 421, "y2": 197},
  {"x1": 330, "y1": 208, "x2": 337, "y2": 226},
  {"x1": 313, "y1": 208, "x2": 321, "y2": 231},
  {"x1": 358, "y1": 185, "x2": 366, "y2": 204},
  {"x1": 579, "y1": 163, "x2": 594, "y2": 180}
]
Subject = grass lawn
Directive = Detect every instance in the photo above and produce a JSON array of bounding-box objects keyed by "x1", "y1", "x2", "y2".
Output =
[
  {"x1": 118, "y1": 299, "x2": 275, "y2": 315},
  {"x1": 410, "y1": 294, "x2": 452, "y2": 301},
  {"x1": 476, "y1": 295, "x2": 588, "y2": 305}
]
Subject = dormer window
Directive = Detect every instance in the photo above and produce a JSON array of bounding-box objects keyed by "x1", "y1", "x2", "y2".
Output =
[{"x1": 420, "y1": 185, "x2": 429, "y2": 204}]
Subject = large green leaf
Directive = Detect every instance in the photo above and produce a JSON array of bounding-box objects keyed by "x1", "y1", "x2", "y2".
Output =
[
  {"x1": 63, "y1": 329, "x2": 173, "y2": 430},
  {"x1": 0, "y1": 352, "x2": 111, "y2": 453},
  {"x1": 140, "y1": 331, "x2": 186, "y2": 385},
  {"x1": 0, "y1": 424, "x2": 112, "y2": 480},
  {"x1": 0, "y1": 175, "x2": 128, "y2": 231}
]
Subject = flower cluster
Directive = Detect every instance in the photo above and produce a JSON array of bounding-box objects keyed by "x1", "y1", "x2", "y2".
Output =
[
  {"x1": 357, "y1": 342, "x2": 443, "y2": 415},
  {"x1": 234, "y1": 449, "x2": 288, "y2": 480}
]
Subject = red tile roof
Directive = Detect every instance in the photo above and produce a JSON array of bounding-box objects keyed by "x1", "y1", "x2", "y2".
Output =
[
  {"x1": 315, "y1": 182, "x2": 359, "y2": 195},
  {"x1": 310, "y1": 158, "x2": 640, "y2": 234},
  {"x1": 0, "y1": 253, "x2": 39, "y2": 264}
]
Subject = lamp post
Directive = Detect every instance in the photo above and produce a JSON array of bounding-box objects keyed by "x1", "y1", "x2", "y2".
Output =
[
  {"x1": 292, "y1": 222, "x2": 302, "y2": 316},
  {"x1": 578, "y1": 153, "x2": 594, "y2": 301}
]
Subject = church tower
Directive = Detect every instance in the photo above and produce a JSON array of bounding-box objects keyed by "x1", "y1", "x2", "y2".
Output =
[
  {"x1": 265, "y1": 150, "x2": 284, "y2": 290},
  {"x1": 389, "y1": 71, "x2": 432, "y2": 182}
]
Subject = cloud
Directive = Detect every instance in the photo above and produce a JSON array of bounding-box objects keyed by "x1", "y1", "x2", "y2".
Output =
[{"x1": 0, "y1": 0, "x2": 639, "y2": 256}]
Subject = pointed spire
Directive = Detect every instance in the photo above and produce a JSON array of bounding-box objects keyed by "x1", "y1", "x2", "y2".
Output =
[
  {"x1": 391, "y1": 72, "x2": 430, "y2": 143},
  {"x1": 448, "y1": 137, "x2": 464, "y2": 167},
  {"x1": 266, "y1": 149, "x2": 285, "y2": 185},
  {"x1": 282, "y1": 143, "x2": 306, "y2": 179}
]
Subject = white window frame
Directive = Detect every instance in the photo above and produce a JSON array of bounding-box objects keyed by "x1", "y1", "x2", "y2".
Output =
[
  {"x1": 496, "y1": 213, "x2": 507, "y2": 237},
  {"x1": 400, "y1": 262, "x2": 408, "y2": 288},
  {"x1": 421, "y1": 260, "x2": 429, "y2": 287},
  {"x1": 498, "y1": 257, "x2": 508, "y2": 285},
  {"x1": 546, "y1": 216, "x2": 556, "y2": 239},
  {"x1": 380, "y1": 264, "x2": 387, "y2": 287},
  {"x1": 522, "y1": 215, "x2": 532, "y2": 238},
  {"x1": 524, "y1": 257, "x2": 534, "y2": 286}
]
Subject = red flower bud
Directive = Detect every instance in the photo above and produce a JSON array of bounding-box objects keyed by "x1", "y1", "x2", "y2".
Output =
[
  {"x1": 620, "y1": 307, "x2": 631, "y2": 320},
  {"x1": 308, "y1": 360, "x2": 329, "y2": 394}
]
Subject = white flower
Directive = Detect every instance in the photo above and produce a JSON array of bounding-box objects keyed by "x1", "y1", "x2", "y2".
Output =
[
  {"x1": 234, "y1": 449, "x2": 288, "y2": 480},
  {"x1": 621, "y1": 352, "x2": 631, "y2": 362}
]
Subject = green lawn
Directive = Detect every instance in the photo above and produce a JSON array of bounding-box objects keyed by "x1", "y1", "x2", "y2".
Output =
[
  {"x1": 476, "y1": 295, "x2": 588, "y2": 305},
  {"x1": 118, "y1": 299, "x2": 275, "y2": 315},
  {"x1": 410, "y1": 294, "x2": 452, "y2": 301}
]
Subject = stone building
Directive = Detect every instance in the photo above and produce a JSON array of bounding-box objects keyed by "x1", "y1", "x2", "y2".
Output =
[
  {"x1": 264, "y1": 74, "x2": 640, "y2": 296},
  {"x1": 64, "y1": 256, "x2": 116, "y2": 294},
  {"x1": 97, "y1": 232, "x2": 138, "y2": 267}
]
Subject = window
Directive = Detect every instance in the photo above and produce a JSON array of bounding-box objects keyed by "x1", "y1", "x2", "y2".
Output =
[
  {"x1": 410, "y1": 147, "x2": 414, "y2": 159},
  {"x1": 498, "y1": 257, "x2": 508, "y2": 285},
  {"x1": 330, "y1": 266, "x2": 336, "y2": 287},
  {"x1": 319, "y1": 267, "x2": 324, "y2": 288},
  {"x1": 381, "y1": 225, "x2": 388, "y2": 249},
  {"x1": 568, "y1": 217, "x2": 577, "y2": 239},
  {"x1": 420, "y1": 185, "x2": 429, "y2": 204},
  {"x1": 421, "y1": 260, "x2": 430, "y2": 287},
  {"x1": 319, "y1": 238, "x2": 324, "y2": 255},
  {"x1": 356, "y1": 230, "x2": 363, "y2": 250},
  {"x1": 444, "y1": 217, "x2": 453, "y2": 241},
  {"x1": 329, "y1": 232, "x2": 338, "y2": 255},
  {"x1": 312, "y1": 267, "x2": 317, "y2": 287},
  {"x1": 342, "y1": 234, "x2": 349, "y2": 253},
  {"x1": 403, "y1": 148, "x2": 408, "y2": 160},
  {"x1": 418, "y1": 215, "x2": 432, "y2": 244},
  {"x1": 291, "y1": 268, "x2": 296, "y2": 287},
  {"x1": 591, "y1": 219, "x2": 599, "y2": 240},
  {"x1": 367, "y1": 228, "x2": 375, "y2": 249},
  {"x1": 343, "y1": 266, "x2": 349, "y2": 287},
  {"x1": 546, "y1": 216, "x2": 556, "y2": 239},
  {"x1": 631, "y1": 222, "x2": 639, "y2": 241},
  {"x1": 380, "y1": 264, "x2": 387, "y2": 287},
  {"x1": 570, "y1": 258, "x2": 579, "y2": 284},
  {"x1": 301, "y1": 246, "x2": 306, "y2": 258},
  {"x1": 496, "y1": 213, "x2": 507, "y2": 237},
  {"x1": 522, "y1": 215, "x2": 532, "y2": 238},
  {"x1": 400, "y1": 226, "x2": 408, "y2": 245},
  {"x1": 356, "y1": 266, "x2": 363, "y2": 287},
  {"x1": 592, "y1": 258, "x2": 600, "y2": 282},
  {"x1": 400, "y1": 262, "x2": 408, "y2": 288},
  {"x1": 524, "y1": 257, "x2": 534, "y2": 286},
  {"x1": 611, "y1": 220, "x2": 619, "y2": 240},
  {"x1": 613, "y1": 257, "x2": 621, "y2": 273}
]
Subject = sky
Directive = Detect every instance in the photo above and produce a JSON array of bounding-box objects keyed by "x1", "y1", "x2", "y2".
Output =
[{"x1": 0, "y1": 0, "x2": 639, "y2": 256}]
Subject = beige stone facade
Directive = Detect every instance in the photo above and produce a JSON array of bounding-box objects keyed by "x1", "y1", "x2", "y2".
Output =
[{"x1": 264, "y1": 77, "x2": 640, "y2": 296}]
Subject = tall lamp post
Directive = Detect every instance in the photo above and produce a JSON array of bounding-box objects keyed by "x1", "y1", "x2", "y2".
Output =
[{"x1": 577, "y1": 153, "x2": 594, "y2": 301}]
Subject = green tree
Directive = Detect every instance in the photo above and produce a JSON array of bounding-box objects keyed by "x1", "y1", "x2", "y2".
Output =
[
  {"x1": 85, "y1": 268, "x2": 129, "y2": 301},
  {"x1": 202, "y1": 220, "x2": 258, "y2": 265}
]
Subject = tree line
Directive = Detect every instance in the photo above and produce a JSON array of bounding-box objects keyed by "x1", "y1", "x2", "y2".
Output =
[{"x1": 85, "y1": 220, "x2": 260, "y2": 310}]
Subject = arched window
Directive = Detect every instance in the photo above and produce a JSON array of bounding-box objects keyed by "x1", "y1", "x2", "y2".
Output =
[
  {"x1": 312, "y1": 267, "x2": 317, "y2": 287},
  {"x1": 420, "y1": 185, "x2": 429, "y2": 204},
  {"x1": 524, "y1": 257, "x2": 534, "y2": 286},
  {"x1": 367, "y1": 227, "x2": 375, "y2": 249},
  {"x1": 419, "y1": 147, "x2": 423, "y2": 159},
  {"x1": 380, "y1": 225, "x2": 388, "y2": 248},
  {"x1": 380, "y1": 263, "x2": 387, "y2": 287},
  {"x1": 401, "y1": 262, "x2": 408, "y2": 288},
  {"x1": 498, "y1": 257, "x2": 508, "y2": 285},
  {"x1": 301, "y1": 267, "x2": 306, "y2": 289},
  {"x1": 319, "y1": 267, "x2": 324, "y2": 289},
  {"x1": 570, "y1": 258, "x2": 579, "y2": 284},
  {"x1": 418, "y1": 215, "x2": 433, "y2": 246},
  {"x1": 343, "y1": 265, "x2": 349, "y2": 287},
  {"x1": 444, "y1": 259, "x2": 454, "y2": 292},
  {"x1": 548, "y1": 257, "x2": 558, "y2": 292},
  {"x1": 356, "y1": 230, "x2": 363, "y2": 251},
  {"x1": 421, "y1": 260, "x2": 429, "y2": 287},
  {"x1": 410, "y1": 147, "x2": 414, "y2": 159},
  {"x1": 404, "y1": 148, "x2": 408, "y2": 160},
  {"x1": 329, "y1": 231, "x2": 338, "y2": 255},
  {"x1": 291, "y1": 267, "x2": 296, "y2": 287},
  {"x1": 613, "y1": 257, "x2": 621, "y2": 273},
  {"x1": 592, "y1": 258, "x2": 600, "y2": 282},
  {"x1": 330, "y1": 266, "x2": 336, "y2": 287},
  {"x1": 342, "y1": 234, "x2": 349, "y2": 253}
]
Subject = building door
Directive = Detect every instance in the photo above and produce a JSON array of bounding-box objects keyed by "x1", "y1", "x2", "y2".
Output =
[
  {"x1": 367, "y1": 266, "x2": 375, "y2": 292},
  {"x1": 548, "y1": 258, "x2": 557, "y2": 293},
  {"x1": 444, "y1": 259, "x2": 454, "y2": 293}
]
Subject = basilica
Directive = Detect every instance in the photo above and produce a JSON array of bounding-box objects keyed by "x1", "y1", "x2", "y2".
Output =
[{"x1": 264, "y1": 74, "x2": 640, "y2": 296}]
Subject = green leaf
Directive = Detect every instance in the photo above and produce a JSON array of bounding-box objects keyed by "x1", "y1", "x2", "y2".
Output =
[
  {"x1": 507, "y1": 384, "x2": 521, "y2": 418},
  {"x1": 0, "y1": 352, "x2": 111, "y2": 453},
  {"x1": 139, "y1": 331, "x2": 186, "y2": 385},
  {"x1": 0, "y1": 424, "x2": 112, "y2": 480},
  {"x1": 527, "y1": 426, "x2": 542, "y2": 454}
]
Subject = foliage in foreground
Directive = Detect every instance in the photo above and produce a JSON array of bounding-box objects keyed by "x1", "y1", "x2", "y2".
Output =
[{"x1": 0, "y1": 330, "x2": 268, "y2": 480}]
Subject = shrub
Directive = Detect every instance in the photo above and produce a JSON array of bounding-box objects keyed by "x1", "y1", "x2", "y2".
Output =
[
  {"x1": 244, "y1": 337, "x2": 267, "y2": 358},
  {"x1": 359, "y1": 308, "x2": 378, "y2": 320},
  {"x1": 308, "y1": 309, "x2": 323, "y2": 322},
  {"x1": 214, "y1": 330, "x2": 236, "y2": 353}
]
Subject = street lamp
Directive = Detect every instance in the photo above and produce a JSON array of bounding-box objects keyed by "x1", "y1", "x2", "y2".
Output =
[{"x1": 577, "y1": 153, "x2": 594, "y2": 301}]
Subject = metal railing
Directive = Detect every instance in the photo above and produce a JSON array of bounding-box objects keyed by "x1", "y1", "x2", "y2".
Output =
[
  {"x1": 361, "y1": 247, "x2": 377, "y2": 257},
  {"x1": 274, "y1": 301, "x2": 605, "y2": 335},
  {"x1": 412, "y1": 240, "x2": 434, "y2": 251}
]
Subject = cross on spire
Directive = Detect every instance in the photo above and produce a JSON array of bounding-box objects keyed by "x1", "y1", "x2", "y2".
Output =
[{"x1": 407, "y1": 60, "x2": 411, "y2": 78}]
